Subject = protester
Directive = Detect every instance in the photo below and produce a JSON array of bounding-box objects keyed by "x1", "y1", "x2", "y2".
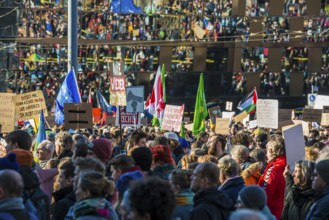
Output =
[
  {"x1": 282, "y1": 160, "x2": 315, "y2": 220},
  {"x1": 189, "y1": 162, "x2": 233, "y2": 220},
  {"x1": 54, "y1": 132, "x2": 74, "y2": 167},
  {"x1": 258, "y1": 134, "x2": 287, "y2": 220},
  {"x1": 5, "y1": 130, "x2": 32, "y2": 153},
  {"x1": 305, "y1": 159, "x2": 329, "y2": 219},
  {"x1": 207, "y1": 134, "x2": 227, "y2": 160},
  {"x1": 218, "y1": 155, "x2": 245, "y2": 205},
  {"x1": 0, "y1": 169, "x2": 38, "y2": 220},
  {"x1": 35, "y1": 140, "x2": 55, "y2": 168}
]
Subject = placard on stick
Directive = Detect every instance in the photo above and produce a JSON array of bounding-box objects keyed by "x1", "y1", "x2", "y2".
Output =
[
  {"x1": 256, "y1": 99, "x2": 278, "y2": 129},
  {"x1": 64, "y1": 103, "x2": 93, "y2": 130},
  {"x1": 0, "y1": 93, "x2": 15, "y2": 133},
  {"x1": 283, "y1": 124, "x2": 305, "y2": 168},
  {"x1": 215, "y1": 118, "x2": 230, "y2": 135},
  {"x1": 321, "y1": 106, "x2": 329, "y2": 126},
  {"x1": 302, "y1": 109, "x2": 322, "y2": 123}
]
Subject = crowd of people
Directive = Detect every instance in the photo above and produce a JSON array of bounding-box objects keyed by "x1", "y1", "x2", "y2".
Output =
[{"x1": 0, "y1": 116, "x2": 329, "y2": 220}]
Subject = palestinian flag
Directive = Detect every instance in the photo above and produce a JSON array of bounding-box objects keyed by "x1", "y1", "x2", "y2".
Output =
[{"x1": 237, "y1": 88, "x2": 258, "y2": 114}]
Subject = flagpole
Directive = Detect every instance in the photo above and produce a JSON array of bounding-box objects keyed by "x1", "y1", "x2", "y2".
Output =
[{"x1": 119, "y1": 106, "x2": 123, "y2": 152}]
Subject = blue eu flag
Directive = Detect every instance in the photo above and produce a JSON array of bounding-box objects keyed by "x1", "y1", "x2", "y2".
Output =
[{"x1": 55, "y1": 69, "x2": 81, "y2": 125}]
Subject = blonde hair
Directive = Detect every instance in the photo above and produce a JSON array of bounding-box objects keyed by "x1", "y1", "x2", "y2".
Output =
[
  {"x1": 267, "y1": 134, "x2": 285, "y2": 159},
  {"x1": 197, "y1": 155, "x2": 218, "y2": 164},
  {"x1": 218, "y1": 156, "x2": 239, "y2": 178}
]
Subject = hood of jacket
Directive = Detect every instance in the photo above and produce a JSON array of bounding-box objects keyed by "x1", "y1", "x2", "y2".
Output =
[
  {"x1": 194, "y1": 186, "x2": 233, "y2": 210},
  {"x1": 19, "y1": 165, "x2": 40, "y2": 190},
  {"x1": 241, "y1": 162, "x2": 262, "y2": 179},
  {"x1": 219, "y1": 176, "x2": 245, "y2": 191}
]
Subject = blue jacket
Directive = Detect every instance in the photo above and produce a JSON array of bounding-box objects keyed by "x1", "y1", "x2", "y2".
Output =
[
  {"x1": 306, "y1": 185, "x2": 329, "y2": 220},
  {"x1": 219, "y1": 176, "x2": 245, "y2": 205}
]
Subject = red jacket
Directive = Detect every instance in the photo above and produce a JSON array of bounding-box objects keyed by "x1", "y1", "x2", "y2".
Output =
[{"x1": 258, "y1": 156, "x2": 286, "y2": 220}]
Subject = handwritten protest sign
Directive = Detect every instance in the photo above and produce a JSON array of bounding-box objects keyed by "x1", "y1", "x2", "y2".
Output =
[
  {"x1": 215, "y1": 118, "x2": 230, "y2": 135},
  {"x1": 0, "y1": 93, "x2": 15, "y2": 133},
  {"x1": 162, "y1": 104, "x2": 184, "y2": 132},
  {"x1": 12, "y1": 91, "x2": 48, "y2": 121},
  {"x1": 321, "y1": 106, "x2": 329, "y2": 126},
  {"x1": 283, "y1": 124, "x2": 305, "y2": 168},
  {"x1": 110, "y1": 76, "x2": 126, "y2": 106},
  {"x1": 302, "y1": 109, "x2": 322, "y2": 123},
  {"x1": 256, "y1": 99, "x2": 278, "y2": 129}
]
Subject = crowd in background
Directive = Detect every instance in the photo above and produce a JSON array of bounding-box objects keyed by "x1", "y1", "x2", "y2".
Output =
[{"x1": 0, "y1": 115, "x2": 329, "y2": 219}]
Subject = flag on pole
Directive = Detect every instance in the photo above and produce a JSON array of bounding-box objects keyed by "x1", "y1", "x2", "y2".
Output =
[
  {"x1": 88, "y1": 89, "x2": 93, "y2": 105},
  {"x1": 161, "y1": 64, "x2": 166, "y2": 103},
  {"x1": 237, "y1": 88, "x2": 258, "y2": 114},
  {"x1": 34, "y1": 110, "x2": 46, "y2": 154},
  {"x1": 145, "y1": 65, "x2": 166, "y2": 124},
  {"x1": 96, "y1": 89, "x2": 116, "y2": 114},
  {"x1": 192, "y1": 73, "x2": 207, "y2": 135},
  {"x1": 180, "y1": 121, "x2": 186, "y2": 138},
  {"x1": 55, "y1": 69, "x2": 81, "y2": 125}
]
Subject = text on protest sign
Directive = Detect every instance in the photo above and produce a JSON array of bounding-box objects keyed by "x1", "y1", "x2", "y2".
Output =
[
  {"x1": 0, "y1": 93, "x2": 15, "y2": 133},
  {"x1": 12, "y1": 91, "x2": 48, "y2": 121},
  {"x1": 321, "y1": 106, "x2": 329, "y2": 126},
  {"x1": 314, "y1": 95, "x2": 329, "y2": 109},
  {"x1": 116, "y1": 106, "x2": 141, "y2": 127},
  {"x1": 302, "y1": 109, "x2": 322, "y2": 123},
  {"x1": 110, "y1": 76, "x2": 126, "y2": 106},
  {"x1": 162, "y1": 104, "x2": 184, "y2": 132},
  {"x1": 256, "y1": 99, "x2": 278, "y2": 129},
  {"x1": 215, "y1": 118, "x2": 230, "y2": 135}
]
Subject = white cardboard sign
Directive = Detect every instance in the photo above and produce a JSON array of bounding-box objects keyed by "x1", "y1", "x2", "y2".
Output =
[
  {"x1": 256, "y1": 99, "x2": 279, "y2": 129},
  {"x1": 283, "y1": 124, "x2": 305, "y2": 168},
  {"x1": 314, "y1": 95, "x2": 329, "y2": 109}
]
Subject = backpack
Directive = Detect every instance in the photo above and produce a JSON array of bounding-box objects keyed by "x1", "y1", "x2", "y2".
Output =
[
  {"x1": 23, "y1": 188, "x2": 49, "y2": 220},
  {"x1": 0, "y1": 211, "x2": 38, "y2": 220}
]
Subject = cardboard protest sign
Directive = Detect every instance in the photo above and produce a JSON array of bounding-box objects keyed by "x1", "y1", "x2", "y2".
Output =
[
  {"x1": 283, "y1": 124, "x2": 305, "y2": 168},
  {"x1": 256, "y1": 99, "x2": 279, "y2": 129},
  {"x1": 126, "y1": 86, "x2": 144, "y2": 113},
  {"x1": 314, "y1": 95, "x2": 329, "y2": 109},
  {"x1": 141, "y1": 118, "x2": 148, "y2": 126},
  {"x1": 208, "y1": 106, "x2": 221, "y2": 124},
  {"x1": 110, "y1": 76, "x2": 126, "y2": 106},
  {"x1": 278, "y1": 120, "x2": 294, "y2": 130},
  {"x1": 233, "y1": 111, "x2": 248, "y2": 123},
  {"x1": 292, "y1": 120, "x2": 310, "y2": 136},
  {"x1": 116, "y1": 106, "x2": 141, "y2": 127},
  {"x1": 64, "y1": 103, "x2": 93, "y2": 130},
  {"x1": 12, "y1": 91, "x2": 48, "y2": 121},
  {"x1": 162, "y1": 104, "x2": 184, "y2": 132},
  {"x1": 279, "y1": 109, "x2": 293, "y2": 122},
  {"x1": 45, "y1": 115, "x2": 56, "y2": 129},
  {"x1": 0, "y1": 93, "x2": 15, "y2": 133},
  {"x1": 106, "y1": 116, "x2": 116, "y2": 125},
  {"x1": 185, "y1": 123, "x2": 193, "y2": 131},
  {"x1": 193, "y1": 23, "x2": 205, "y2": 39},
  {"x1": 321, "y1": 106, "x2": 329, "y2": 126},
  {"x1": 215, "y1": 118, "x2": 230, "y2": 135},
  {"x1": 302, "y1": 109, "x2": 322, "y2": 123},
  {"x1": 247, "y1": 120, "x2": 257, "y2": 130}
]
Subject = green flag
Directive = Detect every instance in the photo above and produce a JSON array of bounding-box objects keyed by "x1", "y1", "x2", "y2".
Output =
[
  {"x1": 192, "y1": 73, "x2": 207, "y2": 135},
  {"x1": 180, "y1": 121, "x2": 186, "y2": 138}
]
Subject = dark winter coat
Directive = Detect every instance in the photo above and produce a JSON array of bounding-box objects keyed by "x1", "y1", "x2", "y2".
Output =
[
  {"x1": 189, "y1": 186, "x2": 233, "y2": 220},
  {"x1": 306, "y1": 185, "x2": 329, "y2": 220},
  {"x1": 218, "y1": 176, "x2": 245, "y2": 205},
  {"x1": 52, "y1": 185, "x2": 76, "y2": 220},
  {"x1": 281, "y1": 175, "x2": 315, "y2": 220}
]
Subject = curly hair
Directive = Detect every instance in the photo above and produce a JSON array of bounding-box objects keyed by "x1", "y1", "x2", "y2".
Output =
[
  {"x1": 74, "y1": 157, "x2": 106, "y2": 175},
  {"x1": 218, "y1": 156, "x2": 240, "y2": 178},
  {"x1": 180, "y1": 154, "x2": 198, "y2": 170},
  {"x1": 197, "y1": 155, "x2": 218, "y2": 164},
  {"x1": 55, "y1": 132, "x2": 73, "y2": 151},
  {"x1": 129, "y1": 177, "x2": 176, "y2": 220},
  {"x1": 170, "y1": 169, "x2": 193, "y2": 190},
  {"x1": 231, "y1": 132, "x2": 250, "y2": 148},
  {"x1": 267, "y1": 134, "x2": 285, "y2": 158},
  {"x1": 78, "y1": 171, "x2": 115, "y2": 198},
  {"x1": 151, "y1": 145, "x2": 174, "y2": 165}
]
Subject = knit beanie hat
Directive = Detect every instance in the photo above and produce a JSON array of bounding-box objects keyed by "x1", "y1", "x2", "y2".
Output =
[
  {"x1": 0, "y1": 153, "x2": 19, "y2": 171},
  {"x1": 239, "y1": 185, "x2": 267, "y2": 210},
  {"x1": 116, "y1": 170, "x2": 144, "y2": 196},
  {"x1": 178, "y1": 137, "x2": 190, "y2": 149},
  {"x1": 12, "y1": 149, "x2": 33, "y2": 167},
  {"x1": 315, "y1": 159, "x2": 329, "y2": 183},
  {"x1": 131, "y1": 147, "x2": 153, "y2": 171},
  {"x1": 91, "y1": 138, "x2": 113, "y2": 164}
]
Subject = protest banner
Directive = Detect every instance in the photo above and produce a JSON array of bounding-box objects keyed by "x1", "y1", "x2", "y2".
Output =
[
  {"x1": 12, "y1": 91, "x2": 48, "y2": 121},
  {"x1": 110, "y1": 76, "x2": 126, "y2": 106},
  {"x1": 233, "y1": 111, "x2": 248, "y2": 123},
  {"x1": 302, "y1": 109, "x2": 322, "y2": 123},
  {"x1": 314, "y1": 95, "x2": 329, "y2": 109},
  {"x1": 208, "y1": 106, "x2": 221, "y2": 124},
  {"x1": 162, "y1": 104, "x2": 185, "y2": 132},
  {"x1": 256, "y1": 99, "x2": 278, "y2": 129},
  {"x1": 215, "y1": 118, "x2": 230, "y2": 135},
  {"x1": 116, "y1": 106, "x2": 141, "y2": 127},
  {"x1": 283, "y1": 124, "x2": 305, "y2": 168},
  {"x1": 321, "y1": 106, "x2": 329, "y2": 126},
  {"x1": 0, "y1": 93, "x2": 15, "y2": 133},
  {"x1": 64, "y1": 103, "x2": 93, "y2": 130},
  {"x1": 126, "y1": 86, "x2": 144, "y2": 113}
]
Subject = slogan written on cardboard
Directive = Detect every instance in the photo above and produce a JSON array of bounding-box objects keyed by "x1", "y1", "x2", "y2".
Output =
[
  {"x1": 12, "y1": 91, "x2": 48, "y2": 121},
  {"x1": 162, "y1": 104, "x2": 184, "y2": 132},
  {"x1": 110, "y1": 76, "x2": 126, "y2": 106},
  {"x1": 0, "y1": 93, "x2": 16, "y2": 133}
]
